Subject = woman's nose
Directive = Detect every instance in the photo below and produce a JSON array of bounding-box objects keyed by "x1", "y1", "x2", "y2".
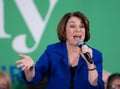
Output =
[{"x1": 75, "y1": 27, "x2": 81, "y2": 32}]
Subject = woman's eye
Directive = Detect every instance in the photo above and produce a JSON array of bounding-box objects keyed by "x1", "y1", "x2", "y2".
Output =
[
  {"x1": 70, "y1": 25, "x2": 76, "y2": 28},
  {"x1": 80, "y1": 24, "x2": 85, "y2": 28}
]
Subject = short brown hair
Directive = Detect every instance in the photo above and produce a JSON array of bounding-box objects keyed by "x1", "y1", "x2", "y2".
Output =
[
  {"x1": 0, "y1": 71, "x2": 11, "y2": 89},
  {"x1": 57, "y1": 11, "x2": 90, "y2": 42}
]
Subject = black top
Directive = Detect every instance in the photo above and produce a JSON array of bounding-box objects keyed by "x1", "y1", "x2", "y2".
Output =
[{"x1": 70, "y1": 66, "x2": 77, "y2": 89}]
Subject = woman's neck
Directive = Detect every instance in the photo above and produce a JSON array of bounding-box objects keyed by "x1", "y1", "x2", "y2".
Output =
[{"x1": 66, "y1": 42, "x2": 81, "y2": 67}]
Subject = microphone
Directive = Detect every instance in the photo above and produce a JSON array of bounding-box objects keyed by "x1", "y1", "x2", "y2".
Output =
[{"x1": 77, "y1": 41, "x2": 94, "y2": 64}]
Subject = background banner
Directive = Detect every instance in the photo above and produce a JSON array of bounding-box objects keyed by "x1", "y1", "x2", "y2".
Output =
[{"x1": 0, "y1": 0, "x2": 120, "y2": 88}]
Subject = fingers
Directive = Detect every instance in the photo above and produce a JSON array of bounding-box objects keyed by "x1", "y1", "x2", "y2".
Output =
[
  {"x1": 81, "y1": 45, "x2": 93, "y2": 57},
  {"x1": 18, "y1": 54, "x2": 26, "y2": 58},
  {"x1": 16, "y1": 59, "x2": 26, "y2": 69},
  {"x1": 16, "y1": 62, "x2": 31, "y2": 70},
  {"x1": 16, "y1": 54, "x2": 34, "y2": 71},
  {"x1": 22, "y1": 65, "x2": 33, "y2": 71},
  {"x1": 16, "y1": 63, "x2": 24, "y2": 68},
  {"x1": 81, "y1": 45, "x2": 89, "y2": 53},
  {"x1": 16, "y1": 60, "x2": 23, "y2": 64},
  {"x1": 22, "y1": 65, "x2": 28, "y2": 70}
]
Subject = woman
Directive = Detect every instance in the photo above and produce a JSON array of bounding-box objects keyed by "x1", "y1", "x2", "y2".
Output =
[{"x1": 16, "y1": 11, "x2": 104, "y2": 89}]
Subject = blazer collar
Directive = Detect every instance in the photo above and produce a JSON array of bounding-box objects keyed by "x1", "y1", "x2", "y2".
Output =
[
  {"x1": 54, "y1": 42, "x2": 69, "y2": 66},
  {"x1": 54, "y1": 42, "x2": 84, "y2": 69}
]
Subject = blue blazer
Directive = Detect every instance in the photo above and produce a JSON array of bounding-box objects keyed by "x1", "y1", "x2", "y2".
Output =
[{"x1": 22, "y1": 42, "x2": 104, "y2": 89}]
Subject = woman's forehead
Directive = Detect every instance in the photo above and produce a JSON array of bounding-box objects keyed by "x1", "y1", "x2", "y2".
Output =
[{"x1": 67, "y1": 17, "x2": 82, "y2": 24}]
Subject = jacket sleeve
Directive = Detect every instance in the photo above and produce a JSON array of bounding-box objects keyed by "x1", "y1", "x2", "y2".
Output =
[{"x1": 21, "y1": 48, "x2": 50, "y2": 84}]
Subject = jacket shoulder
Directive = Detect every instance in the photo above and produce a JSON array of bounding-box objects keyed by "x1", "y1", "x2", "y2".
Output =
[{"x1": 46, "y1": 42, "x2": 65, "y2": 51}]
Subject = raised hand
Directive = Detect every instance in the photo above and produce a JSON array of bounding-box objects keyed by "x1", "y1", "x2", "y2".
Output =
[{"x1": 16, "y1": 54, "x2": 34, "y2": 71}]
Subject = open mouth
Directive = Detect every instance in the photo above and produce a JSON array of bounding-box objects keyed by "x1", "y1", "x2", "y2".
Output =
[{"x1": 73, "y1": 35, "x2": 82, "y2": 39}]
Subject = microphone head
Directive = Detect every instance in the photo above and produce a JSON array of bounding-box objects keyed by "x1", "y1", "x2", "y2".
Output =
[{"x1": 77, "y1": 40, "x2": 84, "y2": 48}]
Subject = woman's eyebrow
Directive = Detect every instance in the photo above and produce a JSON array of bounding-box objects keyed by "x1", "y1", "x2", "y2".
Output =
[{"x1": 68, "y1": 21, "x2": 76, "y2": 24}]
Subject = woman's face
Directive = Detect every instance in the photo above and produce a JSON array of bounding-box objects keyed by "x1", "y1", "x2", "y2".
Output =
[{"x1": 66, "y1": 16, "x2": 85, "y2": 46}]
